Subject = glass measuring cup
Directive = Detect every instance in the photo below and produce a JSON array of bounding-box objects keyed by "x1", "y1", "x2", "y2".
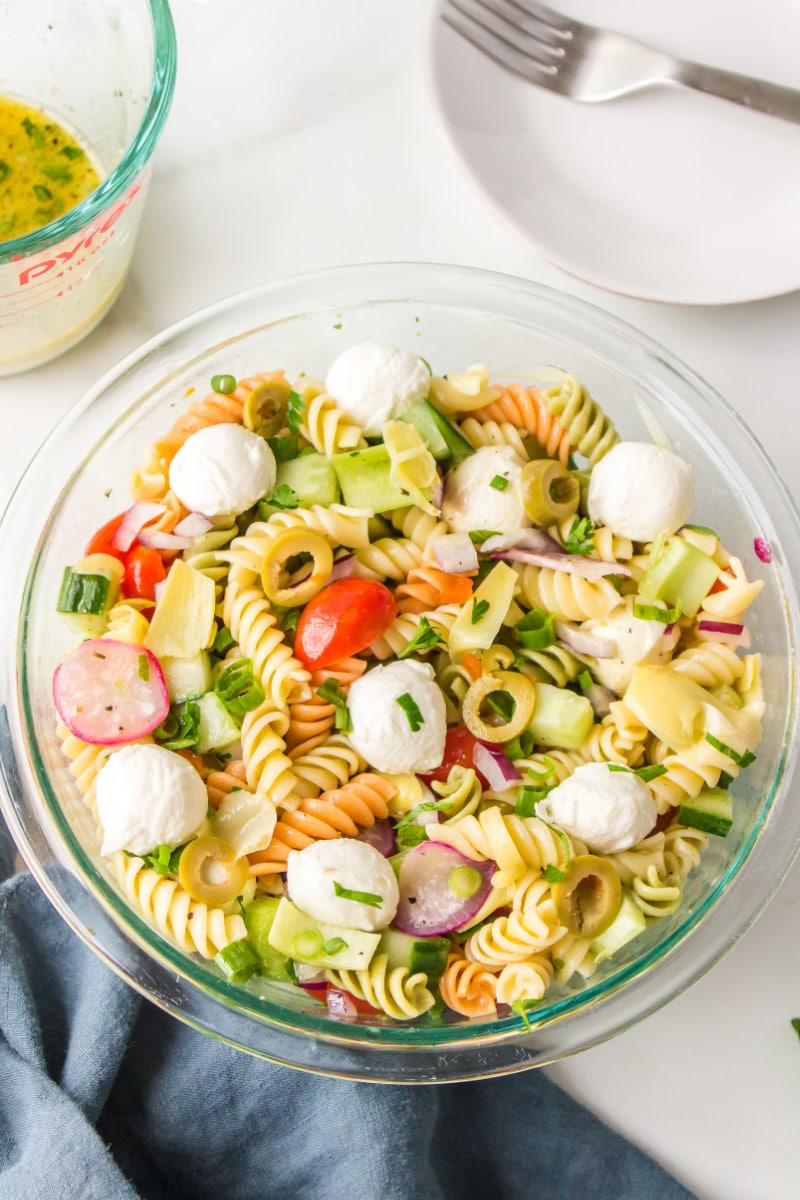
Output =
[{"x1": 0, "y1": 0, "x2": 176, "y2": 376}]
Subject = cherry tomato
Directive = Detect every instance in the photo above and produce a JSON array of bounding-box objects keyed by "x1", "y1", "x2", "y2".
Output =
[
  {"x1": 421, "y1": 725, "x2": 493, "y2": 789},
  {"x1": 85, "y1": 512, "x2": 126, "y2": 561},
  {"x1": 294, "y1": 578, "x2": 397, "y2": 669},
  {"x1": 122, "y1": 543, "x2": 167, "y2": 602}
]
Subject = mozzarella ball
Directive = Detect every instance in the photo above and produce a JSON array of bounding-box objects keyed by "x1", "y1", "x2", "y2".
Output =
[
  {"x1": 169, "y1": 423, "x2": 276, "y2": 518},
  {"x1": 536, "y1": 761, "x2": 657, "y2": 854},
  {"x1": 347, "y1": 660, "x2": 447, "y2": 774},
  {"x1": 442, "y1": 445, "x2": 530, "y2": 535},
  {"x1": 588, "y1": 441, "x2": 693, "y2": 542},
  {"x1": 325, "y1": 342, "x2": 430, "y2": 436},
  {"x1": 287, "y1": 838, "x2": 399, "y2": 931},
  {"x1": 96, "y1": 743, "x2": 208, "y2": 857},
  {"x1": 582, "y1": 597, "x2": 681, "y2": 695}
]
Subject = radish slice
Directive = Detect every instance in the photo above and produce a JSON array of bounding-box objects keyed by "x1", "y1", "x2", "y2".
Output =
[
  {"x1": 395, "y1": 842, "x2": 495, "y2": 936},
  {"x1": 355, "y1": 818, "x2": 396, "y2": 858},
  {"x1": 110, "y1": 502, "x2": 167, "y2": 552},
  {"x1": 753, "y1": 537, "x2": 772, "y2": 564},
  {"x1": 53, "y1": 638, "x2": 169, "y2": 745}
]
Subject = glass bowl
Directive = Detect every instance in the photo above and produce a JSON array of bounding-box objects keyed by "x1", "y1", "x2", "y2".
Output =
[{"x1": 1, "y1": 263, "x2": 798, "y2": 1083}]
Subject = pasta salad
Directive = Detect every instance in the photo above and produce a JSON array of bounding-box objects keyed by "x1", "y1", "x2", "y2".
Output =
[{"x1": 52, "y1": 343, "x2": 765, "y2": 1024}]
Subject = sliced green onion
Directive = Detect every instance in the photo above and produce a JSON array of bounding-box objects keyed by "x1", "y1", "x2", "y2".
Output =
[
  {"x1": 489, "y1": 474, "x2": 509, "y2": 492},
  {"x1": 316, "y1": 679, "x2": 352, "y2": 734},
  {"x1": 514, "y1": 607, "x2": 556, "y2": 650},
  {"x1": 293, "y1": 928, "x2": 324, "y2": 958},
  {"x1": 212, "y1": 626, "x2": 236, "y2": 656},
  {"x1": 683, "y1": 523, "x2": 719, "y2": 538},
  {"x1": 215, "y1": 658, "x2": 265, "y2": 716},
  {"x1": 448, "y1": 865, "x2": 483, "y2": 899},
  {"x1": 526, "y1": 758, "x2": 556, "y2": 783},
  {"x1": 396, "y1": 692, "x2": 424, "y2": 732},
  {"x1": 632, "y1": 597, "x2": 682, "y2": 623},
  {"x1": 332, "y1": 881, "x2": 383, "y2": 908},
  {"x1": 267, "y1": 434, "x2": 299, "y2": 463},
  {"x1": 704, "y1": 733, "x2": 756, "y2": 768},
  {"x1": 505, "y1": 730, "x2": 535, "y2": 761},
  {"x1": 281, "y1": 607, "x2": 301, "y2": 634},
  {"x1": 634, "y1": 764, "x2": 668, "y2": 782},
  {"x1": 137, "y1": 653, "x2": 150, "y2": 682},
  {"x1": 515, "y1": 784, "x2": 551, "y2": 817},
  {"x1": 322, "y1": 937, "x2": 348, "y2": 955},
  {"x1": 577, "y1": 669, "x2": 593, "y2": 691},
  {"x1": 542, "y1": 864, "x2": 566, "y2": 883},
  {"x1": 210, "y1": 373, "x2": 236, "y2": 394},
  {"x1": 154, "y1": 701, "x2": 201, "y2": 751}
]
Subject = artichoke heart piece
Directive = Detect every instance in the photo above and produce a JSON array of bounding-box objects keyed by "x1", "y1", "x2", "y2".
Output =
[{"x1": 143, "y1": 559, "x2": 216, "y2": 659}]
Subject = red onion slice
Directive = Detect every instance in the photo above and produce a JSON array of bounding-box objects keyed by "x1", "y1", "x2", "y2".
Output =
[
  {"x1": 584, "y1": 682, "x2": 615, "y2": 718},
  {"x1": 490, "y1": 548, "x2": 631, "y2": 579},
  {"x1": 395, "y1": 842, "x2": 495, "y2": 937},
  {"x1": 173, "y1": 512, "x2": 214, "y2": 539},
  {"x1": 697, "y1": 620, "x2": 752, "y2": 648},
  {"x1": 482, "y1": 528, "x2": 563, "y2": 556},
  {"x1": 110, "y1": 502, "x2": 167, "y2": 552},
  {"x1": 472, "y1": 742, "x2": 521, "y2": 791},
  {"x1": 431, "y1": 532, "x2": 479, "y2": 575},
  {"x1": 328, "y1": 553, "x2": 357, "y2": 582},
  {"x1": 137, "y1": 528, "x2": 192, "y2": 551},
  {"x1": 554, "y1": 619, "x2": 617, "y2": 659}
]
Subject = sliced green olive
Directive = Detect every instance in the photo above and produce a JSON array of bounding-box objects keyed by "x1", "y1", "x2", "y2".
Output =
[
  {"x1": 243, "y1": 380, "x2": 292, "y2": 439},
  {"x1": 461, "y1": 670, "x2": 536, "y2": 742},
  {"x1": 520, "y1": 459, "x2": 580, "y2": 525},
  {"x1": 260, "y1": 527, "x2": 333, "y2": 607},
  {"x1": 178, "y1": 835, "x2": 249, "y2": 905},
  {"x1": 551, "y1": 854, "x2": 622, "y2": 939}
]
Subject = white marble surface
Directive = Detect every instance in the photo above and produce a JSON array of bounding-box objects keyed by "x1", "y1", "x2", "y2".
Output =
[{"x1": 2, "y1": 2, "x2": 800, "y2": 1196}]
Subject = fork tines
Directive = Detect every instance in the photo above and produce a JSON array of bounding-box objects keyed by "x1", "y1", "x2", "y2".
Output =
[{"x1": 443, "y1": 0, "x2": 573, "y2": 84}]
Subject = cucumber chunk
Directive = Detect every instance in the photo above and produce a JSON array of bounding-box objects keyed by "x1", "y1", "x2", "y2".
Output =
[
  {"x1": 678, "y1": 787, "x2": 733, "y2": 836},
  {"x1": 527, "y1": 681, "x2": 594, "y2": 750},
  {"x1": 638, "y1": 537, "x2": 719, "y2": 619},
  {"x1": 589, "y1": 889, "x2": 646, "y2": 963},
  {"x1": 378, "y1": 927, "x2": 450, "y2": 979},
  {"x1": 56, "y1": 553, "x2": 123, "y2": 638},
  {"x1": 194, "y1": 691, "x2": 241, "y2": 755},
  {"x1": 276, "y1": 452, "x2": 341, "y2": 508},
  {"x1": 267, "y1": 897, "x2": 379, "y2": 970},
  {"x1": 399, "y1": 399, "x2": 475, "y2": 464},
  {"x1": 244, "y1": 896, "x2": 295, "y2": 981},
  {"x1": 332, "y1": 444, "x2": 416, "y2": 513},
  {"x1": 160, "y1": 651, "x2": 213, "y2": 703}
]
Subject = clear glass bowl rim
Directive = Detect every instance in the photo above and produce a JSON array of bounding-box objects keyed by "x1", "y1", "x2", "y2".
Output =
[
  {"x1": 2, "y1": 261, "x2": 799, "y2": 1081},
  {"x1": 0, "y1": 0, "x2": 177, "y2": 266}
]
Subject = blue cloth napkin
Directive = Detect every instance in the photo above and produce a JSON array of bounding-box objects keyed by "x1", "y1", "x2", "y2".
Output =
[{"x1": 0, "y1": 815, "x2": 696, "y2": 1200}]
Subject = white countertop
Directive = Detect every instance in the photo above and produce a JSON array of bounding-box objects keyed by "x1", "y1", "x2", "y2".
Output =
[{"x1": 2, "y1": 2, "x2": 800, "y2": 1196}]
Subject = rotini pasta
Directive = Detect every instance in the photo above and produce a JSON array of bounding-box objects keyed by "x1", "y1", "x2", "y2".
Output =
[
  {"x1": 471, "y1": 381, "x2": 571, "y2": 463},
  {"x1": 325, "y1": 953, "x2": 434, "y2": 1020}
]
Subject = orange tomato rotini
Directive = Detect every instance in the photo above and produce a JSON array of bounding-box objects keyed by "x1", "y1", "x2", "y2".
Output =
[
  {"x1": 439, "y1": 951, "x2": 498, "y2": 1017},
  {"x1": 247, "y1": 771, "x2": 395, "y2": 875},
  {"x1": 395, "y1": 565, "x2": 474, "y2": 614},
  {"x1": 205, "y1": 758, "x2": 249, "y2": 809},
  {"x1": 285, "y1": 656, "x2": 367, "y2": 759},
  {"x1": 470, "y1": 382, "x2": 570, "y2": 464}
]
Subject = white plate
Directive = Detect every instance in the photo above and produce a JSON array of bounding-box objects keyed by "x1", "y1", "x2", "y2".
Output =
[{"x1": 428, "y1": 0, "x2": 800, "y2": 304}]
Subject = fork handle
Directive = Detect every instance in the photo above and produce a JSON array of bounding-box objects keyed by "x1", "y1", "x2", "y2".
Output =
[{"x1": 676, "y1": 61, "x2": 800, "y2": 124}]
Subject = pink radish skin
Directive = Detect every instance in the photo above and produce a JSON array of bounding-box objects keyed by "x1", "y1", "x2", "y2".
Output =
[
  {"x1": 53, "y1": 638, "x2": 169, "y2": 746},
  {"x1": 395, "y1": 842, "x2": 495, "y2": 937}
]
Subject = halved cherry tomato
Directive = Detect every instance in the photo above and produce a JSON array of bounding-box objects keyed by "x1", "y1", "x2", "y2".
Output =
[
  {"x1": 294, "y1": 578, "x2": 397, "y2": 669},
  {"x1": 122, "y1": 543, "x2": 167, "y2": 602},
  {"x1": 421, "y1": 725, "x2": 493, "y2": 789},
  {"x1": 85, "y1": 512, "x2": 126, "y2": 561}
]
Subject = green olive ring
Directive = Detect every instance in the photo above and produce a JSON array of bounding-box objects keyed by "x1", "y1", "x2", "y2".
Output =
[
  {"x1": 243, "y1": 379, "x2": 292, "y2": 439},
  {"x1": 260, "y1": 527, "x2": 334, "y2": 607},
  {"x1": 461, "y1": 670, "x2": 536, "y2": 743},
  {"x1": 520, "y1": 458, "x2": 580, "y2": 525},
  {"x1": 550, "y1": 854, "x2": 623, "y2": 938}
]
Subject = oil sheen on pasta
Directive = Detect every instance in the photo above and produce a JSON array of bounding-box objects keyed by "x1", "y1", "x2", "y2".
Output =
[{"x1": 0, "y1": 96, "x2": 102, "y2": 240}]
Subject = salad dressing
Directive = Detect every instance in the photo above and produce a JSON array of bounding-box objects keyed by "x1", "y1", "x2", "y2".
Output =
[{"x1": 0, "y1": 95, "x2": 102, "y2": 240}]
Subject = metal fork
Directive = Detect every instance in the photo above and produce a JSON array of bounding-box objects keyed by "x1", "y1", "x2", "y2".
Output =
[{"x1": 442, "y1": 0, "x2": 800, "y2": 123}]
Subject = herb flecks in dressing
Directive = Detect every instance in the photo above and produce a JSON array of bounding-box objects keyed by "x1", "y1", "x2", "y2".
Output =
[{"x1": 0, "y1": 96, "x2": 102, "y2": 240}]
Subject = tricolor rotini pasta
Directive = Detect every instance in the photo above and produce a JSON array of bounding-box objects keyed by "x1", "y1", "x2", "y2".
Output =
[{"x1": 50, "y1": 341, "x2": 766, "y2": 1024}]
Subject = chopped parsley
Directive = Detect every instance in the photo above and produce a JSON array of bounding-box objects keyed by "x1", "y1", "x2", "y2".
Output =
[
  {"x1": 468, "y1": 530, "x2": 501, "y2": 545},
  {"x1": 471, "y1": 598, "x2": 490, "y2": 624},
  {"x1": 397, "y1": 615, "x2": 444, "y2": 659},
  {"x1": 396, "y1": 692, "x2": 424, "y2": 732},
  {"x1": 632, "y1": 597, "x2": 682, "y2": 623},
  {"x1": 563, "y1": 516, "x2": 595, "y2": 556},
  {"x1": 140, "y1": 842, "x2": 187, "y2": 876},
  {"x1": 510, "y1": 998, "x2": 541, "y2": 1029},
  {"x1": 267, "y1": 434, "x2": 299, "y2": 463},
  {"x1": 286, "y1": 389, "x2": 306, "y2": 435},
  {"x1": 542, "y1": 864, "x2": 567, "y2": 883},
  {"x1": 269, "y1": 483, "x2": 300, "y2": 510}
]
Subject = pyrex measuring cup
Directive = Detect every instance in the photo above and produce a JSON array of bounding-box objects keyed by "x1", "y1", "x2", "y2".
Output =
[{"x1": 0, "y1": 0, "x2": 176, "y2": 376}]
